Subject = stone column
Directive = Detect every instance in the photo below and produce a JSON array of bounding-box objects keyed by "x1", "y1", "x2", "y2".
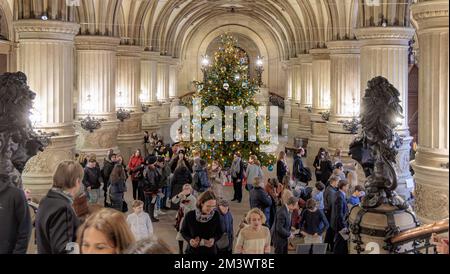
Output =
[
  {"x1": 307, "y1": 49, "x2": 331, "y2": 168},
  {"x1": 141, "y1": 51, "x2": 161, "y2": 133},
  {"x1": 411, "y1": 0, "x2": 449, "y2": 223},
  {"x1": 326, "y1": 40, "x2": 361, "y2": 182},
  {"x1": 355, "y1": 27, "x2": 415, "y2": 200},
  {"x1": 282, "y1": 61, "x2": 293, "y2": 139},
  {"x1": 74, "y1": 36, "x2": 121, "y2": 163},
  {"x1": 116, "y1": 45, "x2": 144, "y2": 161},
  {"x1": 297, "y1": 54, "x2": 313, "y2": 147},
  {"x1": 14, "y1": 20, "x2": 79, "y2": 197},
  {"x1": 169, "y1": 62, "x2": 179, "y2": 100},
  {"x1": 288, "y1": 59, "x2": 301, "y2": 146}
]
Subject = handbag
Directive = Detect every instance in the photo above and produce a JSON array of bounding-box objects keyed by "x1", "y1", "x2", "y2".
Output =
[
  {"x1": 122, "y1": 200, "x2": 128, "y2": 213},
  {"x1": 216, "y1": 233, "x2": 230, "y2": 250}
]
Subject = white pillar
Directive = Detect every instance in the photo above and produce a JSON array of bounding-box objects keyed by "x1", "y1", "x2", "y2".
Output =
[
  {"x1": 326, "y1": 40, "x2": 362, "y2": 186},
  {"x1": 307, "y1": 48, "x2": 331, "y2": 168},
  {"x1": 74, "y1": 36, "x2": 121, "y2": 162},
  {"x1": 297, "y1": 54, "x2": 313, "y2": 143},
  {"x1": 15, "y1": 20, "x2": 79, "y2": 197},
  {"x1": 355, "y1": 27, "x2": 415, "y2": 200},
  {"x1": 411, "y1": 0, "x2": 449, "y2": 223},
  {"x1": 157, "y1": 61, "x2": 170, "y2": 103},
  {"x1": 141, "y1": 51, "x2": 158, "y2": 106},
  {"x1": 169, "y1": 63, "x2": 179, "y2": 100},
  {"x1": 141, "y1": 51, "x2": 161, "y2": 133},
  {"x1": 116, "y1": 45, "x2": 144, "y2": 162}
]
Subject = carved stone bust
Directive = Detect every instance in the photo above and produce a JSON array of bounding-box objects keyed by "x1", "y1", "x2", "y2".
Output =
[{"x1": 0, "y1": 72, "x2": 45, "y2": 187}]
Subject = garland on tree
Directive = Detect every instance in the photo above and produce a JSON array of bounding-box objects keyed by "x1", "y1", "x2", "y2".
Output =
[{"x1": 181, "y1": 34, "x2": 276, "y2": 168}]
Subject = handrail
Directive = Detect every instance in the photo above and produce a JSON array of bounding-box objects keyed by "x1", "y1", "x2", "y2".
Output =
[{"x1": 389, "y1": 218, "x2": 449, "y2": 245}]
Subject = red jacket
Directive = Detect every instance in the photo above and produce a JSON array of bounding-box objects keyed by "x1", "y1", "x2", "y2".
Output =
[{"x1": 128, "y1": 156, "x2": 144, "y2": 180}]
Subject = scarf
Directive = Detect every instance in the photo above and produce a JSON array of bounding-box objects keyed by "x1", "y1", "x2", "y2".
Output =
[
  {"x1": 230, "y1": 157, "x2": 241, "y2": 178},
  {"x1": 195, "y1": 208, "x2": 215, "y2": 223},
  {"x1": 51, "y1": 187, "x2": 74, "y2": 204}
]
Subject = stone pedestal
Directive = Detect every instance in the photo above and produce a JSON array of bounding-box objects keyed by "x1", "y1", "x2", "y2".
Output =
[
  {"x1": 117, "y1": 113, "x2": 144, "y2": 163},
  {"x1": 411, "y1": 0, "x2": 449, "y2": 223},
  {"x1": 14, "y1": 20, "x2": 79, "y2": 195},
  {"x1": 307, "y1": 114, "x2": 329, "y2": 168},
  {"x1": 142, "y1": 105, "x2": 162, "y2": 132},
  {"x1": 356, "y1": 27, "x2": 415, "y2": 200},
  {"x1": 74, "y1": 120, "x2": 120, "y2": 166},
  {"x1": 349, "y1": 204, "x2": 419, "y2": 254}
]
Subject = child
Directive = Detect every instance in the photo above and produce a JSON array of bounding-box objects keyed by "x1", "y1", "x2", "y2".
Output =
[
  {"x1": 348, "y1": 185, "x2": 365, "y2": 206},
  {"x1": 126, "y1": 200, "x2": 154, "y2": 241},
  {"x1": 299, "y1": 199, "x2": 329, "y2": 244},
  {"x1": 217, "y1": 199, "x2": 234, "y2": 255},
  {"x1": 171, "y1": 184, "x2": 197, "y2": 254},
  {"x1": 312, "y1": 182, "x2": 326, "y2": 211}
]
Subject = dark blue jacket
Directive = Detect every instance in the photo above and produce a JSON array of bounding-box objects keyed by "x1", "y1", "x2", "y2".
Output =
[
  {"x1": 276, "y1": 160, "x2": 288, "y2": 182},
  {"x1": 331, "y1": 191, "x2": 349, "y2": 231},
  {"x1": 299, "y1": 209, "x2": 329, "y2": 235},
  {"x1": 249, "y1": 186, "x2": 272, "y2": 212},
  {"x1": 0, "y1": 182, "x2": 31, "y2": 254},
  {"x1": 292, "y1": 155, "x2": 304, "y2": 180},
  {"x1": 193, "y1": 167, "x2": 210, "y2": 193},
  {"x1": 218, "y1": 210, "x2": 234, "y2": 252},
  {"x1": 109, "y1": 179, "x2": 126, "y2": 202},
  {"x1": 271, "y1": 205, "x2": 291, "y2": 245}
]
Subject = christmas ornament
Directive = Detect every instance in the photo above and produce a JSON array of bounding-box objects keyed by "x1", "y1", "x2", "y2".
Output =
[
  {"x1": 268, "y1": 165, "x2": 274, "y2": 172},
  {"x1": 223, "y1": 82, "x2": 229, "y2": 90}
]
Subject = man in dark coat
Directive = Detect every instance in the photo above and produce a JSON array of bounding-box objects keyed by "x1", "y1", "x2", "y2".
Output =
[
  {"x1": 249, "y1": 178, "x2": 272, "y2": 225},
  {"x1": 323, "y1": 175, "x2": 339, "y2": 251},
  {"x1": 101, "y1": 152, "x2": 116, "y2": 206},
  {"x1": 271, "y1": 196, "x2": 299, "y2": 254},
  {"x1": 35, "y1": 161, "x2": 83, "y2": 254},
  {"x1": 0, "y1": 182, "x2": 31, "y2": 254},
  {"x1": 331, "y1": 180, "x2": 350, "y2": 254}
]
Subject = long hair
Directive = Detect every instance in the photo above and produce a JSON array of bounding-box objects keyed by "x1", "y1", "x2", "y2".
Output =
[
  {"x1": 277, "y1": 151, "x2": 286, "y2": 161},
  {"x1": 196, "y1": 190, "x2": 217, "y2": 210},
  {"x1": 110, "y1": 164, "x2": 125, "y2": 184},
  {"x1": 77, "y1": 208, "x2": 135, "y2": 254},
  {"x1": 316, "y1": 147, "x2": 326, "y2": 159}
]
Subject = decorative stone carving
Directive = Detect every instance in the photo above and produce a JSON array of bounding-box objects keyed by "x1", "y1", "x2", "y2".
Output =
[{"x1": 414, "y1": 183, "x2": 449, "y2": 221}]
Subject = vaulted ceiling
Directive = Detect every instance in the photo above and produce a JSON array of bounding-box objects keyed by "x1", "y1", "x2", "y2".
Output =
[{"x1": 4, "y1": 0, "x2": 414, "y2": 60}]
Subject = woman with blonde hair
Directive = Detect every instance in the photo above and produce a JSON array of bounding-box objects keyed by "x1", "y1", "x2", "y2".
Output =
[
  {"x1": 208, "y1": 160, "x2": 225, "y2": 199},
  {"x1": 77, "y1": 208, "x2": 135, "y2": 254},
  {"x1": 235, "y1": 208, "x2": 271, "y2": 254},
  {"x1": 245, "y1": 155, "x2": 264, "y2": 192},
  {"x1": 276, "y1": 151, "x2": 289, "y2": 183}
]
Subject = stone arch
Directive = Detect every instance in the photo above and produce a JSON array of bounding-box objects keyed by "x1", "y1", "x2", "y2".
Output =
[{"x1": 0, "y1": 0, "x2": 13, "y2": 40}]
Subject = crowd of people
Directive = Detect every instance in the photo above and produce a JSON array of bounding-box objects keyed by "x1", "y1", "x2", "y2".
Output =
[{"x1": 3, "y1": 130, "x2": 448, "y2": 255}]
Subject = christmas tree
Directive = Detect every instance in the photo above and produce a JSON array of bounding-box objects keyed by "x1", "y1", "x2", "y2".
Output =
[{"x1": 182, "y1": 34, "x2": 276, "y2": 168}]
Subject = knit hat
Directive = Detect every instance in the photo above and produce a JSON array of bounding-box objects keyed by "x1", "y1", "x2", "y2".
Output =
[
  {"x1": 218, "y1": 199, "x2": 230, "y2": 207},
  {"x1": 146, "y1": 155, "x2": 158, "y2": 165}
]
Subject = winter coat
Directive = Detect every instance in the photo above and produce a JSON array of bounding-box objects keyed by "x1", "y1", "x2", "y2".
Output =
[
  {"x1": 323, "y1": 185, "x2": 338, "y2": 216},
  {"x1": 0, "y1": 182, "x2": 31, "y2": 254},
  {"x1": 249, "y1": 186, "x2": 272, "y2": 212},
  {"x1": 218, "y1": 209, "x2": 234, "y2": 252},
  {"x1": 299, "y1": 208, "x2": 329, "y2": 236},
  {"x1": 109, "y1": 179, "x2": 127, "y2": 203},
  {"x1": 82, "y1": 166, "x2": 102, "y2": 189},
  {"x1": 172, "y1": 166, "x2": 192, "y2": 187},
  {"x1": 276, "y1": 160, "x2": 288, "y2": 182},
  {"x1": 319, "y1": 160, "x2": 334, "y2": 185},
  {"x1": 331, "y1": 191, "x2": 349, "y2": 231},
  {"x1": 101, "y1": 158, "x2": 115, "y2": 191},
  {"x1": 128, "y1": 156, "x2": 144, "y2": 181},
  {"x1": 35, "y1": 189, "x2": 79, "y2": 254},
  {"x1": 170, "y1": 157, "x2": 192, "y2": 173},
  {"x1": 193, "y1": 165, "x2": 210, "y2": 193},
  {"x1": 143, "y1": 166, "x2": 161, "y2": 195},
  {"x1": 245, "y1": 164, "x2": 263, "y2": 189}
]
